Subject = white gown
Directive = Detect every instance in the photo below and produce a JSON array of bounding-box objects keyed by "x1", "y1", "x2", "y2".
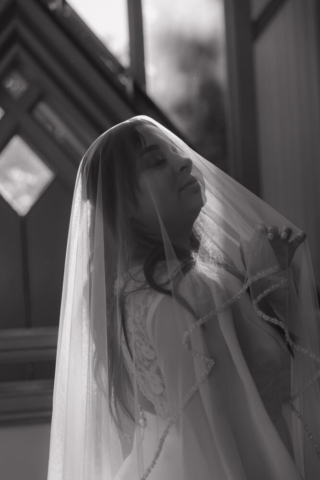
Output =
[
  {"x1": 115, "y1": 264, "x2": 303, "y2": 480},
  {"x1": 46, "y1": 115, "x2": 320, "y2": 480}
]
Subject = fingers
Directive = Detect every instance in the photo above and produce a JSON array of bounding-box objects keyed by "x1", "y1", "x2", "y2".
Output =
[
  {"x1": 266, "y1": 224, "x2": 306, "y2": 249},
  {"x1": 267, "y1": 225, "x2": 294, "y2": 242},
  {"x1": 290, "y1": 231, "x2": 307, "y2": 250},
  {"x1": 254, "y1": 223, "x2": 306, "y2": 248},
  {"x1": 280, "y1": 226, "x2": 292, "y2": 241},
  {"x1": 256, "y1": 223, "x2": 266, "y2": 232},
  {"x1": 254, "y1": 224, "x2": 289, "y2": 242},
  {"x1": 266, "y1": 225, "x2": 279, "y2": 241}
]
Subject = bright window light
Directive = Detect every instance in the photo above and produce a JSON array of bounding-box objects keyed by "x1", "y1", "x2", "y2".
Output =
[
  {"x1": 0, "y1": 136, "x2": 55, "y2": 216},
  {"x1": 66, "y1": 0, "x2": 130, "y2": 67}
]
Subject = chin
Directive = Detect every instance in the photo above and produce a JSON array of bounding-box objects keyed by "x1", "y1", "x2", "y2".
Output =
[{"x1": 200, "y1": 187, "x2": 207, "y2": 207}]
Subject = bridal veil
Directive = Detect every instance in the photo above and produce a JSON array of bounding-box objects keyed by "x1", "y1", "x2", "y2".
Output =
[{"x1": 47, "y1": 116, "x2": 320, "y2": 480}]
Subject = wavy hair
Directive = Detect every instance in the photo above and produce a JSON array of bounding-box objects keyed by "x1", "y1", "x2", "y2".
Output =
[{"x1": 83, "y1": 118, "x2": 295, "y2": 435}]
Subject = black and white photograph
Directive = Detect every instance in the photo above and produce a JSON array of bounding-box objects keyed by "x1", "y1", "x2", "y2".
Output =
[{"x1": 0, "y1": 1, "x2": 320, "y2": 479}]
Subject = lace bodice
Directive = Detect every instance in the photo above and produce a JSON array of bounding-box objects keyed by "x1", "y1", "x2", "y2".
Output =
[
  {"x1": 120, "y1": 267, "x2": 171, "y2": 419},
  {"x1": 119, "y1": 264, "x2": 287, "y2": 424}
]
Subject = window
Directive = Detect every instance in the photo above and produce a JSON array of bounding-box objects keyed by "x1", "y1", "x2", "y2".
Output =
[
  {"x1": 65, "y1": 0, "x2": 227, "y2": 166},
  {"x1": 2, "y1": 70, "x2": 29, "y2": 100},
  {"x1": 33, "y1": 102, "x2": 87, "y2": 160},
  {"x1": 0, "y1": 136, "x2": 54, "y2": 216},
  {"x1": 66, "y1": 0, "x2": 130, "y2": 67},
  {"x1": 142, "y1": 0, "x2": 227, "y2": 165}
]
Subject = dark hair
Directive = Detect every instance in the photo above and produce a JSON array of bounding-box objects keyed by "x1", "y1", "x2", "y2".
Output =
[
  {"x1": 84, "y1": 119, "x2": 146, "y2": 432},
  {"x1": 84, "y1": 119, "x2": 296, "y2": 436},
  {"x1": 83, "y1": 118, "x2": 201, "y2": 434}
]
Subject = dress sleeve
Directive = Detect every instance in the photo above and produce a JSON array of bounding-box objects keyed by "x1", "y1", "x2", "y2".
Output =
[{"x1": 147, "y1": 272, "x2": 303, "y2": 480}]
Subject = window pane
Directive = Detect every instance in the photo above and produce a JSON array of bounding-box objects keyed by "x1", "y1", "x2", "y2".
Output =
[
  {"x1": 0, "y1": 136, "x2": 55, "y2": 216},
  {"x1": 142, "y1": 0, "x2": 227, "y2": 166},
  {"x1": 33, "y1": 101, "x2": 87, "y2": 160},
  {"x1": 0, "y1": 107, "x2": 4, "y2": 120},
  {"x1": 2, "y1": 70, "x2": 29, "y2": 100},
  {"x1": 66, "y1": 0, "x2": 130, "y2": 67}
]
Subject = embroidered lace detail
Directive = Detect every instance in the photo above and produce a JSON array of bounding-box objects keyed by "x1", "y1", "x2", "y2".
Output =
[
  {"x1": 120, "y1": 263, "x2": 320, "y2": 479},
  {"x1": 120, "y1": 267, "x2": 171, "y2": 420},
  {"x1": 183, "y1": 266, "x2": 320, "y2": 460},
  {"x1": 143, "y1": 265, "x2": 320, "y2": 479}
]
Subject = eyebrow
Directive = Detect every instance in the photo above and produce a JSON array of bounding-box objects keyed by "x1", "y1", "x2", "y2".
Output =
[{"x1": 139, "y1": 144, "x2": 160, "y2": 157}]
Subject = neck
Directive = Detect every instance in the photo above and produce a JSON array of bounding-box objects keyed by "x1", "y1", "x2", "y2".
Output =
[
  {"x1": 132, "y1": 232, "x2": 193, "y2": 262},
  {"x1": 168, "y1": 235, "x2": 192, "y2": 251}
]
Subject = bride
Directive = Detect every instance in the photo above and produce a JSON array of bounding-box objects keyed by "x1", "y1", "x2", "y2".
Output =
[{"x1": 47, "y1": 116, "x2": 320, "y2": 480}]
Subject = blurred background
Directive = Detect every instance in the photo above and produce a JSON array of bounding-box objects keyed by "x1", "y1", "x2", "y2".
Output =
[{"x1": 0, "y1": 0, "x2": 319, "y2": 479}]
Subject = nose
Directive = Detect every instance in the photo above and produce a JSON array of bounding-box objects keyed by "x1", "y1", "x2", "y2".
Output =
[{"x1": 175, "y1": 156, "x2": 193, "y2": 174}]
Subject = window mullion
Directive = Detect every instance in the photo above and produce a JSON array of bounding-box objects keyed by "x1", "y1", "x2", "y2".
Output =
[{"x1": 127, "y1": 0, "x2": 146, "y2": 89}]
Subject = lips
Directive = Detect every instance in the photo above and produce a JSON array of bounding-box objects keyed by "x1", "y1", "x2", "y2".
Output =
[{"x1": 180, "y1": 175, "x2": 198, "y2": 191}]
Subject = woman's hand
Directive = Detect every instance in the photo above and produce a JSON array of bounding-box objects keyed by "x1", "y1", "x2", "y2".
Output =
[
  {"x1": 240, "y1": 224, "x2": 306, "y2": 273},
  {"x1": 266, "y1": 225, "x2": 306, "y2": 270}
]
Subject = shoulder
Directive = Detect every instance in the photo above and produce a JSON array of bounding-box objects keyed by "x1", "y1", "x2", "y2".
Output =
[
  {"x1": 153, "y1": 262, "x2": 246, "y2": 322},
  {"x1": 150, "y1": 265, "x2": 219, "y2": 326},
  {"x1": 176, "y1": 262, "x2": 234, "y2": 302}
]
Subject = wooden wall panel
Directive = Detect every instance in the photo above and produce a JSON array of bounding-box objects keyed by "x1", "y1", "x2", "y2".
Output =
[
  {"x1": 0, "y1": 364, "x2": 27, "y2": 383},
  {"x1": 254, "y1": 0, "x2": 320, "y2": 285},
  {"x1": 26, "y1": 179, "x2": 72, "y2": 328},
  {"x1": 0, "y1": 197, "x2": 26, "y2": 329}
]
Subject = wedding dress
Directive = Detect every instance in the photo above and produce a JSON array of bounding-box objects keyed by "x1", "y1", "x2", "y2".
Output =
[
  {"x1": 114, "y1": 263, "x2": 298, "y2": 480},
  {"x1": 47, "y1": 116, "x2": 320, "y2": 480}
]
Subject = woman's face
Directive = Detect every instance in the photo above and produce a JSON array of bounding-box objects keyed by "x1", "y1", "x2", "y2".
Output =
[{"x1": 132, "y1": 124, "x2": 204, "y2": 246}]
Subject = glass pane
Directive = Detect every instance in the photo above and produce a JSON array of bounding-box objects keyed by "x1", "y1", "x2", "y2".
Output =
[
  {"x1": 2, "y1": 70, "x2": 29, "y2": 100},
  {"x1": 0, "y1": 106, "x2": 4, "y2": 120},
  {"x1": 33, "y1": 101, "x2": 87, "y2": 159},
  {"x1": 0, "y1": 136, "x2": 55, "y2": 216},
  {"x1": 66, "y1": 0, "x2": 130, "y2": 67},
  {"x1": 142, "y1": 0, "x2": 227, "y2": 166}
]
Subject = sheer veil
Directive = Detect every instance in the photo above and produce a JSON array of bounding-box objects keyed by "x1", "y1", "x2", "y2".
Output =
[{"x1": 47, "y1": 116, "x2": 320, "y2": 480}]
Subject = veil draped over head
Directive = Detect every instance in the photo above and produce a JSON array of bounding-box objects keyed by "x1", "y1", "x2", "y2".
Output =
[{"x1": 47, "y1": 116, "x2": 320, "y2": 480}]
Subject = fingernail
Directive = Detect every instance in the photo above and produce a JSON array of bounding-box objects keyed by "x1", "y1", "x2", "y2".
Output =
[
  {"x1": 268, "y1": 233, "x2": 274, "y2": 240},
  {"x1": 281, "y1": 232, "x2": 287, "y2": 239}
]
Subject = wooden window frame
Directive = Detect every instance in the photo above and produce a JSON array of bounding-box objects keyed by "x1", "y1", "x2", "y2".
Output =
[
  {"x1": 0, "y1": 0, "x2": 293, "y2": 426},
  {"x1": 0, "y1": 328, "x2": 57, "y2": 425}
]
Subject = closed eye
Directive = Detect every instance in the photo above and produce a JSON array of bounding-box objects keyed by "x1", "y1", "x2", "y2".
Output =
[
  {"x1": 171, "y1": 144, "x2": 184, "y2": 154},
  {"x1": 148, "y1": 158, "x2": 166, "y2": 168}
]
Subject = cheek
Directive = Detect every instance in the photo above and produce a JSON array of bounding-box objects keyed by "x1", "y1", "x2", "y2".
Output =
[
  {"x1": 139, "y1": 175, "x2": 173, "y2": 209},
  {"x1": 135, "y1": 181, "x2": 179, "y2": 228},
  {"x1": 152, "y1": 188, "x2": 180, "y2": 219},
  {"x1": 133, "y1": 186, "x2": 160, "y2": 228}
]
